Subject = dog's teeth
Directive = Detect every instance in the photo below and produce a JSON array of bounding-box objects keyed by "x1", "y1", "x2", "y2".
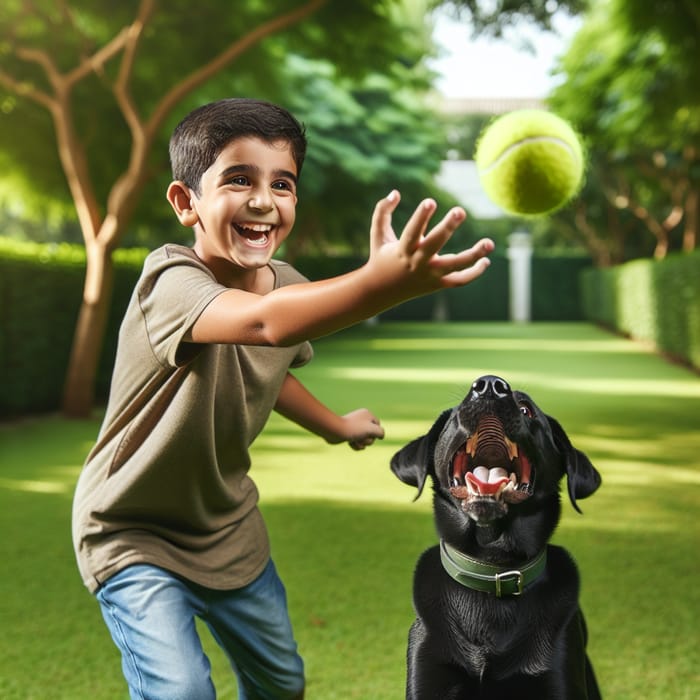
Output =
[
  {"x1": 488, "y1": 467, "x2": 509, "y2": 483},
  {"x1": 506, "y1": 438, "x2": 518, "y2": 460},
  {"x1": 473, "y1": 466, "x2": 489, "y2": 482}
]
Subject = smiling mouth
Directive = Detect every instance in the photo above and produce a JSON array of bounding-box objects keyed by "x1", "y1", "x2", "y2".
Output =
[
  {"x1": 449, "y1": 415, "x2": 533, "y2": 508},
  {"x1": 234, "y1": 222, "x2": 273, "y2": 247}
]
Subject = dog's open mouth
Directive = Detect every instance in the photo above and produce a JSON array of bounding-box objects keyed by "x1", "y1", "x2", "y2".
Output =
[{"x1": 449, "y1": 415, "x2": 533, "y2": 509}]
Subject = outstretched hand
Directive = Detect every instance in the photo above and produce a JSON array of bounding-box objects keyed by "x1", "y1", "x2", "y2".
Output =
[{"x1": 369, "y1": 190, "x2": 494, "y2": 297}]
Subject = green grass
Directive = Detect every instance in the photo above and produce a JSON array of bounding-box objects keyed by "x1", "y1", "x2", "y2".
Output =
[{"x1": 1, "y1": 322, "x2": 699, "y2": 699}]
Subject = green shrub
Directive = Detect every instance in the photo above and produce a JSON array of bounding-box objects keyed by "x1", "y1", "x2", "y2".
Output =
[
  {"x1": 0, "y1": 239, "x2": 146, "y2": 417},
  {"x1": 582, "y1": 250, "x2": 700, "y2": 370},
  {"x1": 532, "y1": 255, "x2": 591, "y2": 321}
]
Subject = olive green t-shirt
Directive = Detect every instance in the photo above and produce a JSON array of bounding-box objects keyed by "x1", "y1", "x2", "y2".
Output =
[{"x1": 72, "y1": 244, "x2": 313, "y2": 593}]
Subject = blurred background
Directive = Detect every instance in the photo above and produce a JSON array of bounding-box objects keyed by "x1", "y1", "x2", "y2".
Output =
[{"x1": 1, "y1": 0, "x2": 698, "y2": 418}]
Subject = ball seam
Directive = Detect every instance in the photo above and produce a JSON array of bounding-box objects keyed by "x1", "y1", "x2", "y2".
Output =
[{"x1": 479, "y1": 136, "x2": 580, "y2": 176}]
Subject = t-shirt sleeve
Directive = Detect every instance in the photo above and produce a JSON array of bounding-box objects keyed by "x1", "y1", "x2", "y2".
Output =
[
  {"x1": 291, "y1": 340, "x2": 314, "y2": 368},
  {"x1": 136, "y1": 249, "x2": 315, "y2": 370},
  {"x1": 138, "y1": 247, "x2": 226, "y2": 367}
]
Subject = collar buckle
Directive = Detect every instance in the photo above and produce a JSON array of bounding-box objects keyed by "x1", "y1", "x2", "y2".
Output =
[
  {"x1": 495, "y1": 570, "x2": 523, "y2": 597},
  {"x1": 439, "y1": 539, "x2": 547, "y2": 597}
]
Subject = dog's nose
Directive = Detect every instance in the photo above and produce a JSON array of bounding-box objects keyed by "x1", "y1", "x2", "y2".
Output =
[{"x1": 471, "y1": 375, "x2": 511, "y2": 399}]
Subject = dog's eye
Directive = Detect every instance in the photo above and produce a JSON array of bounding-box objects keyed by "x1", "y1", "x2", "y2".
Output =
[{"x1": 519, "y1": 403, "x2": 534, "y2": 418}]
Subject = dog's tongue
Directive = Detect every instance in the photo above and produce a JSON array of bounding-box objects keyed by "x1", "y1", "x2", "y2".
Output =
[{"x1": 467, "y1": 466, "x2": 509, "y2": 495}]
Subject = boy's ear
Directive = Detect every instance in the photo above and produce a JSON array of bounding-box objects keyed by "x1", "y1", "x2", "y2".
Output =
[{"x1": 167, "y1": 181, "x2": 199, "y2": 227}]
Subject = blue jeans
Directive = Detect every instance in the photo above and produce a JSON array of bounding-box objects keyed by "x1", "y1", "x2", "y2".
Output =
[{"x1": 96, "y1": 560, "x2": 305, "y2": 700}]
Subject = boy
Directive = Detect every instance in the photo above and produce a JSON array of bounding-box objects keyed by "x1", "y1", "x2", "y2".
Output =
[{"x1": 72, "y1": 98, "x2": 494, "y2": 700}]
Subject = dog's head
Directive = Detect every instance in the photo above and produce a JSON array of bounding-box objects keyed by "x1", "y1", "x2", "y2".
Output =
[{"x1": 391, "y1": 375, "x2": 601, "y2": 534}]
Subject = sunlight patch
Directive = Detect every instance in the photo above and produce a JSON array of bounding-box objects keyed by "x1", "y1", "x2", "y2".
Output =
[
  {"x1": 327, "y1": 367, "x2": 525, "y2": 385},
  {"x1": 596, "y1": 460, "x2": 700, "y2": 487},
  {"x1": 575, "y1": 433, "x2": 700, "y2": 466},
  {"x1": 0, "y1": 477, "x2": 69, "y2": 494},
  {"x1": 363, "y1": 337, "x2": 642, "y2": 354},
  {"x1": 325, "y1": 367, "x2": 700, "y2": 398}
]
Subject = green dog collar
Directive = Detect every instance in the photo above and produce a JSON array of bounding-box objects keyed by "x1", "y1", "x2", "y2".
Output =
[{"x1": 440, "y1": 539, "x2": 547, "y2": 598}]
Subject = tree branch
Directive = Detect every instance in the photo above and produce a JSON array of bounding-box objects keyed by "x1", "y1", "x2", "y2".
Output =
[
  {"x1": 63, "y1": 26, "x2": 132, "y2": 86},
  {"x1": 116, "y1": 0, "x2": 155, "y2": 102},
  {"x1": 145, "y1": 0, "x2": 327, "y2": 140},
  {"x1": 0, "y1": 68, "x2": 55, "y2": 110},
  {"x1": 114, "y1": 0, "x2": 156, "y2": 162},
  {"x1": 8, "y1": 43, "x2": 103, "y2": 238}
]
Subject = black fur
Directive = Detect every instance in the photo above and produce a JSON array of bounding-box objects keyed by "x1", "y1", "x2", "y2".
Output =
[{"x1": 391, "y1": 376, "x2": 602, "y2": 699}]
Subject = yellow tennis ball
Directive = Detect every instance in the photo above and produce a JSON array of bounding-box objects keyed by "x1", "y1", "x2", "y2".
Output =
[{"x1": 475, "y1": 109, "x2": 584, "y2": 216}]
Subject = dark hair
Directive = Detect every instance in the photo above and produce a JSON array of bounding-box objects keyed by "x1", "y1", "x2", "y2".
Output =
[{"x1": 169, "y1": 98, "x2": 307, "y2": 194}]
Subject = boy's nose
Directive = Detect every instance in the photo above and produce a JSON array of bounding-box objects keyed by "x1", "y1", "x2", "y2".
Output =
[{"x1": 248, "y1": 189, "x2": 273, "y2": 212}]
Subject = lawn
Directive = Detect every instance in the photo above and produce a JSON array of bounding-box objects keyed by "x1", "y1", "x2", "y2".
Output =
[{"x1": 1, "y1": 322, "x2": 699, "y2": 699}]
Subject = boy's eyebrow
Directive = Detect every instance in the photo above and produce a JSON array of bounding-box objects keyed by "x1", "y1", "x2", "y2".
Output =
[{"x1": 219, "y1": 163, "x2": 298, "y2": 184}]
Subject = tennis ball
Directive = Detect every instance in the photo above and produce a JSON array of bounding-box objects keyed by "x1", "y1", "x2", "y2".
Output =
[{"x1": 475, "y1": 109, "x2": 584, "y2": 216}]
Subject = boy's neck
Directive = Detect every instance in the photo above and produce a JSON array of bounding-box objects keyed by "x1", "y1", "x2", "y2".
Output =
[{"x1": 191, "y1": 246, "x2": 275, "y2": 293}]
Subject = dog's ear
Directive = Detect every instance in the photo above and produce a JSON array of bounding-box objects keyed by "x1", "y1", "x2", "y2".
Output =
[
  {"x1": 547, "y1": 415, "x2": 602, "y2": 513},
  {"x1": 390, "y1": 409, "x2": 451, "y2": 500}
]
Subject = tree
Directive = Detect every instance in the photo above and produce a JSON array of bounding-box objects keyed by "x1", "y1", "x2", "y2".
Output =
[
  {"x1": 0, "y1": 0, "x2": 406, "y2": 416},
  {"x1": 548, "y1": 0, "x2": 700, "y2": 262},
  {"x1": 444, "y1": 0, "x2": 587, "y2": 36},
  {"x1": 283, "y1": 55, "x2": 449, "y2": 259}
]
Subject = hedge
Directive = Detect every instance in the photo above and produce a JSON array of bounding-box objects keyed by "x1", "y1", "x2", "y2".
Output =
[
  {"x1": 0, "y1": 239, "x2": 144, "y2": 417},
  {"x1": 295, "y1": 253, "x2": 589, "y2": 323},
  {"x1": 581, "y1": 250, "x2": 700, "y2": 370},
  {"x1": 0, "y1": 238, "x2": 590, "y2": 417}
]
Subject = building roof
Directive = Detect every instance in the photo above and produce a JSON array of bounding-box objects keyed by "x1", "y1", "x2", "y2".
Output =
[{"x1": 438, "y1": 96, "x2": 545, "y2": 115}]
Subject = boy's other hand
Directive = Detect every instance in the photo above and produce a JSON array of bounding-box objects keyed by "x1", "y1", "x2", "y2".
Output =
[
  {"x1": 369, "y1": 190, "x2": 494, "y2": 299},
  {"x1": 330, "y1": 408, "x2": 385, "y2": 451}
]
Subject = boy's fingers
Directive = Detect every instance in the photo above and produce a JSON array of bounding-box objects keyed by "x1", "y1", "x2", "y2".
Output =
[
  {"x1": 418, "y1": 207, "x2": 467, "y2": 258},
  {"x1": 398, "y1": 199, "x2": 438, "y2": 253},
  {"x1": 349, "y1": 425, "x2": 384, "y2": 450},
  {"x1": 441, "y1": 258, "x2": 492, "y2": 287},
  {"x1": 438, "y1": 240, "x2": 495, "y2": 285},
  {"x1": 370, "y1": 190, "x2": 401, "y2": 251}
]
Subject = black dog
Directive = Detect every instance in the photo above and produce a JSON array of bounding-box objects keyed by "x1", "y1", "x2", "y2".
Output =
[{"x1": 391, "y1": 375, "x2": 602, "y2": 700}]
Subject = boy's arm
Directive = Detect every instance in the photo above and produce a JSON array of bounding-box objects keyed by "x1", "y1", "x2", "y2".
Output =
[
  {"x1": 190, "y1": 191, "x2": 494, "y2": 346},
  {"x1": 274, "y1": 372, "x2": 384, "y2": 450}
]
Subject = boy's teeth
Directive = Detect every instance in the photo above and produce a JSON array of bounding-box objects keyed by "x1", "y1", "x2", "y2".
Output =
[{"x1": 235, "y1": 223, "x2": 272, "y2": 245}]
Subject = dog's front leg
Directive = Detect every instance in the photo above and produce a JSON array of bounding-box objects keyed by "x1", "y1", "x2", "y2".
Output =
[
  {"x1": 405, "y1": 619, "x2": 480, "y2": 700},
  {"x1": 549, "y1": 609, "x2": 602, "y2": 700}
]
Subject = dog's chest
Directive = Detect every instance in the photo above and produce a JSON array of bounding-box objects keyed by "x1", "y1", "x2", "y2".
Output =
[
  {"x1": 451, "y1": 603, "x2": 555, "y2": 678},
  {"x1": 413, "y1": 549, "x2": 561, "y2": 679}
]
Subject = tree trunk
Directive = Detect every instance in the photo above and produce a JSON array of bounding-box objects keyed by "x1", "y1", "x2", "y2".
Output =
[{"x1": 61, "y1": 239, "x2": 115, "y2": 417}]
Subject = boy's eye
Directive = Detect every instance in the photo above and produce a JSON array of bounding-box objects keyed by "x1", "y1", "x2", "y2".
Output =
[
  {"x1": 228, "y1": 176, "x2": 249, "y2": 187},
  {"x1": 272, "y1": 180, "x2": 294, "y2": 192}
]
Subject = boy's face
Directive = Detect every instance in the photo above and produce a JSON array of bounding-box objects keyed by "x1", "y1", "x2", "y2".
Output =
[{"x1": 188, "y1": 136, "x2": 298, "y2": 277}]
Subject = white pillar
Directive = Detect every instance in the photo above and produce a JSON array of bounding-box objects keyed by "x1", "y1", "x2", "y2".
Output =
[{"x1": 507, "y1": 231, "x2": 533, "y2": 323}]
